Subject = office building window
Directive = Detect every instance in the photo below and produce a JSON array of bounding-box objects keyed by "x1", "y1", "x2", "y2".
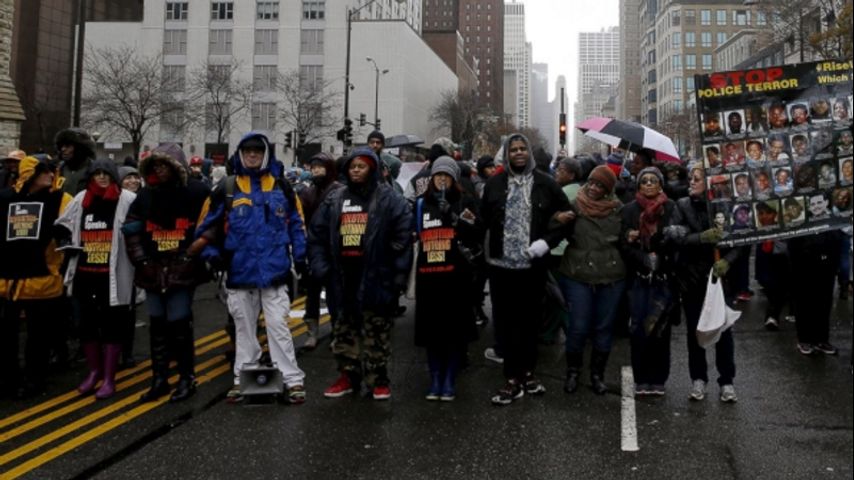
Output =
[
  {"x1": 716, "y1": 10, "x2": 726, "y2": 25},
  {"x1": 302, "y1": 1, "x2": 325, "y2": 20},
  {"x1": 162, "y1": 65, "x2": 186, "y2": 91},
  {"x1": 717, "y1": 32, "x2": 727, "y2": 45},
  {"x1": 701, "y1": 32, "x2": 712, "y2": 48},
  {"x1": 209, "y1": 29, "x2": 233, "y2": 55},
  {"x1": 756, "y1": 11, "x2": 767, "y2": 26},
  {"x1": 165, "y1": 2, "x2": 188, "y2": 21},
  {"x1": 253, "y1": 65, "x2": 278, "y2": 91},
  {"x1": 673, "y1": 77, "x2": 682, "y2": 94},
  {"x1": 684, "y1": 9, "x2": 695, "y2": 26},
  {"x1": 685, "y1": 31, "x2": 695, "y2": 48},
  {"x1": 163, "y1": 29, "x2": 187, "y2": 55},
  {"x1": 674, "y1": 99, "x2": 682, "y2": 113},
  {"x1": 700, "y1": 9, "x2": 711, "y2": 25},
  {"x1": 671, "y1": 32, "x2": 680, "y2": 48},
  {"x1": 161, "y1": 105, "x2": 185, "y2": 139},
  {"x1": 252, "y1": 103, "x2": 276, "y2": 131},
  {"x1": 300, "y1": 29, "x2": 324, "y2": 54},
  {"x1": 702, "y1": 54, "x2": 712, "y2": 70},
  {"x1": 686, "y1": 76, "x2": 695, "y2": 92},
  {"x1": 685, "y1": 54, "x2": 696, "y2": 69},
  {"x1": 299, "y1": 65, "x2": 324, "y2": 91},
  {"x1": 733, "y1": 10, "x2": 749, "y2": 26},
  {"x1": 257, "y1": 1, "x2": 279, "y2": 20},
  {"x1": 672, "y1": 54, "x2": 681, "y2": 69},
  {"x1": 255, "y1": 29, "x2": 278, "y2": 54},
  {"x1": 671, "y1": 10, "x2": 680, "y2": 26},
  {"x1": 211, "y1": 2, "x2": 233, "y2": 20}
]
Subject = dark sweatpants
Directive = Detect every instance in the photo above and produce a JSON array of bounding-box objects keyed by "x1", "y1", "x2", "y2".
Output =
[
  {"x1": 792, "y1": 257, "x2": 837, "y2": 345},
  {"x1": 489, "y1": 265, "x2": 546, "y2": 381}
]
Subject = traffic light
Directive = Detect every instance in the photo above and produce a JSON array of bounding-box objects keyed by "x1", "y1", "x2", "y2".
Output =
[
  {"x1": 359, "y1": 113, "x2": 366, "y2": 127},
  {"x1": 284, "y1": 130, "x2": 293, "y2": 149},
  {"x1": 297, "y1": 131, "x2": 306, "y2": 148},
  {"x1": 559, "y1": 113, "x2": 567, "y2": 146},
  {"x1": 375, "y1": 118, "x2": 381, "y2": 131},
  {"x1": 343, "y1": 118, "x2": 353, "y2": 146}
]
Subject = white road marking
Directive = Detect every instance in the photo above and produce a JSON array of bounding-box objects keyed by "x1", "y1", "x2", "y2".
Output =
[{"x1": 621, "y1": 366, "x2": 640, "y2": 452}]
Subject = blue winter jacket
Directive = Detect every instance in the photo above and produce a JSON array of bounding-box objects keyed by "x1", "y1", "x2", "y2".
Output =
[
  {"x1": 196, "y1": 132, "x2": 306, "y2": 289},
  {"x1": 307, "y1": 147, "x2": 412, "y2": 313}
]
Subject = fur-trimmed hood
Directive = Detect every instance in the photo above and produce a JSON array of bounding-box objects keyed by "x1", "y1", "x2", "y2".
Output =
[
  {"x1": 138, "y1": 143, "x2": 189, "y2": 186},
  {"x1": 54, "y1": 128, "x2": 96, "y2": 160}
]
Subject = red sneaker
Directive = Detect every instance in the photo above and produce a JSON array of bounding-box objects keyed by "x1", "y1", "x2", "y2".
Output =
[
  {"x1": 372, "y1": 385, "x2": 391, "y2": 400},
  {"x1": 323, "y1": 374, "x2": 353, "y2": 398}
]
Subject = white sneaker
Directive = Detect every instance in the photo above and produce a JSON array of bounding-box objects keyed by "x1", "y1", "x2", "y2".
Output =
[
  {"x1": 483, "y1": 347, "x2": 504, "y2": 364},
  {"x1": 720, "y1": 384, "x2": 738, "y2": 403},
  {"x1": 689, "y1": 379, "x2": 706, "y2": 401},
  {"x1": 764, "y1": 317, "x2": 779, "y2": 331},
  {"x1": 784, "y1": 315, "x2": 796, "y2": 323}
]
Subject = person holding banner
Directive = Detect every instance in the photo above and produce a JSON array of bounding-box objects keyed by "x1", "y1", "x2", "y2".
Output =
[{"x1": 674, "y1": 164, "x2": 740, "y2": 402}]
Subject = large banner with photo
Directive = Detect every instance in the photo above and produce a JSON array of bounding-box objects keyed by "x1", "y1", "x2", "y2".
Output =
[{"x1": 694, "y1": 60, "x2": 853, "y2": 248}]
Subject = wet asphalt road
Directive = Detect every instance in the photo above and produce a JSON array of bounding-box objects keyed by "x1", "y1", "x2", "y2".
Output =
[{"x1": 1, "y1": 282, "x2": 852, "y2": 480}]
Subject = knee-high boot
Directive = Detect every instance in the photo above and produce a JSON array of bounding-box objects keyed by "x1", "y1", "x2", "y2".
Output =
[
  {"x1": 95, "y1": 344, "x2": 122, "y2": 399},
  {"x1": 139, "y1": 316, "x2": 171, "y2": 403},
  {"x1": 169, "y1": 316, "x2": 196, "y2": 402},
  {"x1": 78, "y1": 342, "x2": 102, "y2": 395},
  {"x1": 564, "y1": 352, "x2": 582, "y2": 394},
  {"x1": 590, "y1": 350, "x2": 610, "y2": 395}
]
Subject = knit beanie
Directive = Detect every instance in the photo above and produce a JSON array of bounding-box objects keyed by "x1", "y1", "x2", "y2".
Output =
[
  {"x1": 367, "y1": 130, "x2": 385, "y2": 145},
  {"x1": 587, "y1": 165, "x2": 617, "y2": 193},
  {"x1": 430, "y1": 156, "x2": 460, "y2": 183},
  {"x1": 606, "y1": 151, "x2": 625, "y2": 177},
  {"x1": 637, "y1": 166, "x2": 664, "y2": 185}
]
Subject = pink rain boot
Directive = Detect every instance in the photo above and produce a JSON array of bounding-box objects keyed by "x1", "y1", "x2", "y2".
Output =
[
  {"x1": 78, "y1": 342, "x2": 102, "y2": 395},
  {"x1": 95, "y1": 344, "x2": 122, "y2": 399}
]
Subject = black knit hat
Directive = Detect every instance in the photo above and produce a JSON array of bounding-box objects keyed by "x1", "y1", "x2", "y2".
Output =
[{"x1": 367, "y1": 130, "x2": 385, "y2": 145}]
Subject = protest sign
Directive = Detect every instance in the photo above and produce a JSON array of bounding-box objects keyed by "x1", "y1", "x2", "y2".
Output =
[{"x1": 694, "y1": 60, "x2": 853, "y2": 247}]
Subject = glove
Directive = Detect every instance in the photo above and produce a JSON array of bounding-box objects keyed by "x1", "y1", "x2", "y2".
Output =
[
  {"x1": 662, "y1": 225, "x2": 688, "y2": 240},
  {"x1": 699, "y1": 228, "x2": 724, "y2": 244},
  {"x1": 713, "y1": 259, "x2": 730, "y2": 278},
  {"x1": 526, "y1": 239, "x2": 550, "y2": 259},
  {"x1": 438, "y1": 197, "x2": 451, "y2": 214},
  {"x1": 293, "y1": 260, "x2": 309, "y2": 278},
  {"x1": 642, "y1": 253, "x2": 659, "y2": 272}
]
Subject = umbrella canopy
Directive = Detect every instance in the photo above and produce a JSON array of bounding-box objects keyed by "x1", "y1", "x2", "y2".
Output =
[
  {"x1": 576, "y1": 117, "x2": 680, "y2": 164},
  {"x1": 385, "y1": 134, "x2": 424, "y2": 148}
]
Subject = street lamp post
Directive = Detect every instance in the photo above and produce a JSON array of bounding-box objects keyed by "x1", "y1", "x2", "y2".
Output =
[{"x1": 366, "y1": 57, "x2": 388, "y2": 128}]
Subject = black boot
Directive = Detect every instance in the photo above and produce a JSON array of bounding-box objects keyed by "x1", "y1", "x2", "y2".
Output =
[
  {"x1": 564, "y1": 352, "x2": 582, "y2": 394},
  {"x1": 169, "y1": 316, "x2": 196, "y2": 403},
  {"x1": 590, "y1": 350, "x2": 610, "y2": 395},
  {"x1": 140, "y1": 316, "x2": 171, "y2": 403}
]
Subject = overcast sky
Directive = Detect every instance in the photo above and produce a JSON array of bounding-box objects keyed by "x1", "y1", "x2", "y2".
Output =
[{"x1": 523, "y1": 0, "x2": 620, "y2": 121}]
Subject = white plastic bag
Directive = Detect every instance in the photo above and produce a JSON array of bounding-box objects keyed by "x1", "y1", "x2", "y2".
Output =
[{"x1": 696, "y1": 269, "x2": 741, "y2": 348}]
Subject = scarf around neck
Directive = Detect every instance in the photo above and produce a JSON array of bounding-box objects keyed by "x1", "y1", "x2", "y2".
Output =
[
  {"x1": 635, "y1": 191, "x2": 669, "y2": 247},
  {"x1": 575, "y1": 185, "x2": 620, "y2": 219},
  {"x1": 82, "y1": 178, "x2": 121, "y2": 209}
]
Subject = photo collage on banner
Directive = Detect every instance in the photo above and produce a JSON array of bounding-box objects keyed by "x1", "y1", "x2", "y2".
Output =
[{"x1": 695, "y1": 60, "x2": 854, "y2": 247}]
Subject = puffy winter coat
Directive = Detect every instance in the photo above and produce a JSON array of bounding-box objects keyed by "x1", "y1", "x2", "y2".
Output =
[
  {"x1": 196, "y1": 132, "x2": 306, "y2": 289},
  {"x1": 560, "y1": 196, "x2": 625, "y2": 285},
  {"x1": 308, "y1": 148, "x2": 412, "y2": 313},
  {"x1": 0, "y1": 156, "x2": 73, "y2": 301}
]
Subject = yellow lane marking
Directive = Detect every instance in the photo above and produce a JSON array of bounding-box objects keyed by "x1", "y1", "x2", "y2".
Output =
[
  {"x1": 0, "y1": 329, "x2": 227, "y2": 432},
  {"x1": 1, "y1": 362, "x2": 233, "y2": 480},
  {"x1": 0, "y1": 355, "x2": 226, "y2": 468}
]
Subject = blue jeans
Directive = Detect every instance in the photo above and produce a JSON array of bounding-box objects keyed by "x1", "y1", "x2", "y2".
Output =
[
  {"x1": 145, "y1": 288, "x2": 194, "y2": 321},
  {"x1": 560, "y1": 277, "x2": 625, "y2": 354}
]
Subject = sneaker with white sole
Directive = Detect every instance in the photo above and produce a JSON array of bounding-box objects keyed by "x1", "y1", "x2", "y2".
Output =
[
  {"x1": 797, "y1": 343, "x2": 814, "y2": 355},
  {"x1": 813, "y1": 343, "x2": 838, "y2": 355},
  {"x1": 720, "y1": 384, "x2": 737, "y2": 403},
  {"x1": 764, "y1": 317, "x2": 779, "y2": 331},
  {"x1": 689, "y1": 379, "x2": 706, "y2": 401},
  {"x1": 491, "y1": 379, "x2": 523, "y2": 406}
]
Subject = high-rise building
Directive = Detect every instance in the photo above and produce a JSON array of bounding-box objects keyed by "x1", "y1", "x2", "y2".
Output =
[
  {"x1": 9, "y1": 0, "x2": 143, "y2": 152},
  {"x1": 530, "y1": 62, "x2": 552, "y2": 152},
  {"x1": 1, "y1": 0, "x2": 24, "y2": 152},
  {"x1": 504, "y1": 1, "x2": 530, "y2": 127},
  {"x1": 638, "y1": 0, "x2": 755, "y2": 154},
  {"x1": 618, "y1": 0, "x2": 642, "y2": 123},
  {"x1": 423, "y1": 0, "x2": 504, "y2": 115},
  {"x1": 574, "y1": 27, "x2": 620, "y2": 152}
]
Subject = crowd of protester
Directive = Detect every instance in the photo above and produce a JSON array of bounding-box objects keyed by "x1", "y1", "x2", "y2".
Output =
[{"x1": 0, "y1": 126, "x2": 850, "y2": 406}]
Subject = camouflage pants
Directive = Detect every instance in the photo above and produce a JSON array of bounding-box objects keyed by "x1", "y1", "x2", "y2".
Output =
[{"x1": 332, "y1": 310, "x2": 393, "y2": 387}]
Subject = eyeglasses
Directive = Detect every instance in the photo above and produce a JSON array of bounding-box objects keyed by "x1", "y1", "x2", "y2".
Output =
[{"x1": 639, "y1": 176, "x2": 660, "y2": 186}]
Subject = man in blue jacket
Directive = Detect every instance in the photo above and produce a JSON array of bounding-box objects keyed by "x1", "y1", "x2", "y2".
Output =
[{"x1": 195, "y1": 133, "x2": 308, "y2": 404}]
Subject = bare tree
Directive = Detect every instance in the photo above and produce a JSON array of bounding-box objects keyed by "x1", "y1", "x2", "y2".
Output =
[
  {"x1": 755, "y1": 0, "x2": 852, "y2": 62},
  {"x1": 81, "y1": 46, "x2": 183, "y2": 159},
  {"x1": 429, "y1": 89, "x2": 494, "y2": 157},
  {"x1": 275, "y1": 70, "x2": 342, "y2": 145},
  {"x1": 186, "y1": 59, "x2": 253, "y2": 145}
]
